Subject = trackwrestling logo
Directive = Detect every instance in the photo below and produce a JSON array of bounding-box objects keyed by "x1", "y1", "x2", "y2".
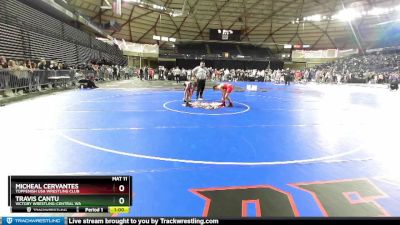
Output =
[{"x1": 2, "y1": 217, "x2": 64, "y2": 225}]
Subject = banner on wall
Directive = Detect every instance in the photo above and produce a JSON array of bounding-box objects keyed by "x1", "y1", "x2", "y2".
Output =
[
  {"x1": 97, "y1": 37, "x2": 159, "y2": 55},
  {"x1": 291, "y1": 49, "x2": 353, "y2": 60}
]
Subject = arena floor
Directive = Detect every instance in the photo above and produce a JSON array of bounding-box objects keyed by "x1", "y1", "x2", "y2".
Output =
[{"x1": 1, "y1": 81, "x2": 400, "y2": 217}]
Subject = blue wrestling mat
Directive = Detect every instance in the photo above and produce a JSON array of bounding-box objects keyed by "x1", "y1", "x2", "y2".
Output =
[{"x1": 1, "y1": 82, "x2": 400, "y2": 217}]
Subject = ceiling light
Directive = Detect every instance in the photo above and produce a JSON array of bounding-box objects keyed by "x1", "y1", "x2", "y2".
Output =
[
  {"x1": 332, "y1": 8, "x2": 361, "y2": 21},
  {"x1": 313, "y1": 14, "x2": 321, "y2": 21},
  {"x1": 368, "y1": 7, "x2": 390, "y2": 16}
]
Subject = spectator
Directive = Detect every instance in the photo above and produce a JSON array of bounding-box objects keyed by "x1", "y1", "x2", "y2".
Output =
[
  {"x1": 0, "y1": 56, "x2": 8, "y2": 97},
  {"x1": 0, "y1": 56, "x2": 8, "y2": 68}
]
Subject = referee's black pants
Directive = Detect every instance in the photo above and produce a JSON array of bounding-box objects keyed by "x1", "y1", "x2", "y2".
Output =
[{"x1": 196, "y1": 79, "x2": 206, "y2": 99}]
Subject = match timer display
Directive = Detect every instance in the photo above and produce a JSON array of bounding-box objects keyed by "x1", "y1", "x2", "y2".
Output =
[{"x1": 8, "y1": 176, "x2": 132, "y2": 213}]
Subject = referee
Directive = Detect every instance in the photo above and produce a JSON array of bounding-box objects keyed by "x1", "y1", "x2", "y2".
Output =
[{"x1": 192, "y1": 61, "x2": 209, "y2": 100}]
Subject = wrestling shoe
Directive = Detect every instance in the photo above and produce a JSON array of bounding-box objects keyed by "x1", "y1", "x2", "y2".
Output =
[{"x1": 228, "y1": 103, "x2": 233, "y2": 107}]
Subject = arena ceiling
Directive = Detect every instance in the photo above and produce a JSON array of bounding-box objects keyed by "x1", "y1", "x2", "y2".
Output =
[{"x1": 68, "y1": 0, "x2": 399, "y2": 51}]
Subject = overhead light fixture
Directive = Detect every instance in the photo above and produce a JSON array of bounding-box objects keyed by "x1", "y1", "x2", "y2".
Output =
[
  {"x1": 284, "y1": 44, "x2": 292, "y2": 49},
  {"x1": 367, "y1": 7, "x2": 390, "y2": 16},
  {"x1": 332, "y1": 8, "x2": 361, "y2": 21},
  {"x1": 100, "y1": 0, "x2": 112, "y2": 9},
  {"x1": 153, "y1": 36, "x2": 177, "y2": 43},
  {"x1": 310, "y1": 14, "x2": 321, "y2": 22},
  {"x1": 152, "y1": 4, "x2": 165, "y2": 10},
  {"x1": 170, "y1": 10, "x2": 183, "y2": 17},
  {"x1": 298, "y1": 5, "x2": 399, "y2": 24}
]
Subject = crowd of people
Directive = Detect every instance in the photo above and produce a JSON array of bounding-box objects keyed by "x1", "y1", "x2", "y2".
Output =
[
  {"x1": 158, "y1": 50, "x2": 399, "y2": 85},
  {"x1": 161, "y1": 55, "x2": 399, "y2": 85},
  {"x1": 312, "y1": 50, "x2": 400, "y2": 84},
  {"x1": 0, "y1": 56, "x2": 69, "y2": 96},
  {"x1": 1, "y1": 49, "x2": 400, "y2": 98},
  {"x1": 159, "y1": 66, "x2": 271, "y2": 82},
  {"x1": 0, "y1": 56, "x2": 129, "y2": 96}
]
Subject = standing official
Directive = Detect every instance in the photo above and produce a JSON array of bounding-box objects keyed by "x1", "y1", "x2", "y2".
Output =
[
  {"x1": 192, "y1": 61, "x2": 209, "y2": 100},
  {"x1": 284, "y1": 68, "x2": 291, "y2": 85}
]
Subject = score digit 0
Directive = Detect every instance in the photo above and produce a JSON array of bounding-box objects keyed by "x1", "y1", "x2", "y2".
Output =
[
  {"x1": 119, "y1": 185, "x2": 125, "y2": 192},
  {"x1": 119, "y1": 197, "x2": 125, "y2": 205}
]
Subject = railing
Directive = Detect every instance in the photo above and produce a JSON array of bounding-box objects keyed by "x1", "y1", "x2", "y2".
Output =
[
  {"x1": 0, "y1": 69, "x2": 75, "y2": 95},
  {"x1": 0, "y1": 68, "x2": 139, "y2": 98}
]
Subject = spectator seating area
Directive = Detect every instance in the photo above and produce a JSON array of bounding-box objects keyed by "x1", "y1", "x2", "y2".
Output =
[
  {"x1": 172, "y1": 43, "x2": 271, "y2": 60},
  {"x1": 0, "y1": 0, "x2": 126, "y2": 66},
  {"x1": 176, "y1": 44, "x2": 207, "y2": 55},
  {"x1": 239, "y1": 44, "x2": 271, "y2": 58},
  {"x1": 172, "y1": 59, "x2": 282, "y2": 70},
  {"x1": 208, "y1": 43, "x2": 239, "y2": 55},
  {"x1": 315, "y1": 49, "x2": 400, "y2": 83}
]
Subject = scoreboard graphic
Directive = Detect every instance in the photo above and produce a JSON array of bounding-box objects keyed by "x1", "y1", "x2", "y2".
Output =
[{"x1": 8, "y1": 176, "x2": 132, "y2": 213}]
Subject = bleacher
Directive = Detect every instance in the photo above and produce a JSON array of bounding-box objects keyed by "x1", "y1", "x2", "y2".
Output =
[
  {"x1": 64, "y1": 23, "x2": 91, "y2": 46},
  {"x1": 0, "y1": 0, "x2": 126, "y2": 65},
  {"x1": 0, "y1": 23, "x2": 26, "y2": 60},
  {"x1": 170, "y1": 42, "x2": 272, "y2": 61},
  {"x1": 208, "y1": 43, "x2": 239, "y2": 55},
  {"x1": 239, "y1": 45, "x2": 271, "y2": 58},
  {"x1": 3, "y1": 0, "x2": 63, "y2": 39},
  {"x1": 176, "y1": 43, "x2": 207, "y2": 55}
]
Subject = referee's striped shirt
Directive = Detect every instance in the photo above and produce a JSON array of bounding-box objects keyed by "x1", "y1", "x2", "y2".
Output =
[{"x1": 192, "y1": 66, "x2": 209, "y2": 80}]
